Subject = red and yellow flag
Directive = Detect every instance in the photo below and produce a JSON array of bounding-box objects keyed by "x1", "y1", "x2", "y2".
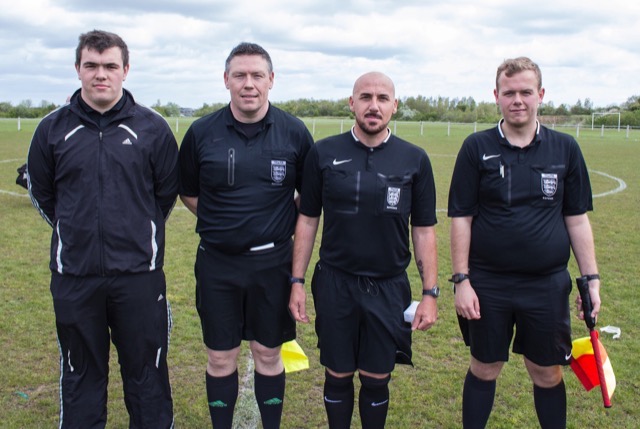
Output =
[{"x1": 570, "y1": 332, "x2": 616, "y2": 400}]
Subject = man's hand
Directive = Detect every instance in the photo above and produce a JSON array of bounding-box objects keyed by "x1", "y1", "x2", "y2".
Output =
[
  {"x1": 576, "y1": 278, "x2": 601, "y2": 323},
  {"x1": 289, "y1": 283, "x2": 309, "y2": 323},
  {"x1": 454, "y1": 281, "x2": 481, "y2": 320},
  {"x1": 412, "y1": 297, "x2": 437, "y2": 331}
]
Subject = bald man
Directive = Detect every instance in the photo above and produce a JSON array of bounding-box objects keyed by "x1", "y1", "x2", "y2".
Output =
[{"x1": 289, "y1": 72, "x2": 439, "y2": 429}]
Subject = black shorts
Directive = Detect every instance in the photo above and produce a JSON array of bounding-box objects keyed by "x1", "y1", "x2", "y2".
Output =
[
  {"x1": 194, "y1": 239, "x2": 296, "y2": 350},
  {"x1": 311, "y1": 261, "x2": 413, "y2": 374},
  {"x1": 458, "y1": 269, "x2": 573, "y2": 366}
]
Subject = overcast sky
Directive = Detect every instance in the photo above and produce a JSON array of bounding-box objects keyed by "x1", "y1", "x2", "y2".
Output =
[{"x1": 1, "y1": 0, "x2": 638, "y2": 109}]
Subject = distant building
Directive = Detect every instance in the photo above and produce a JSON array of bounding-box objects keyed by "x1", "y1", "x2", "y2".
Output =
[{"x1": 179, "y1": 107, "x2": 195, "y2": 117}]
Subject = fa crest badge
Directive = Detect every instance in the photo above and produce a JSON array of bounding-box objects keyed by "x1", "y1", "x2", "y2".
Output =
[
  {"x1": 541, "y1": 173, "x2": 558, "y2": 197},
  {"x1": 271, "y1": 160, "x2": 286, "y2": 183},
  {"x1": 386, "y1": 186, "x2": 401, "y2": 210}
]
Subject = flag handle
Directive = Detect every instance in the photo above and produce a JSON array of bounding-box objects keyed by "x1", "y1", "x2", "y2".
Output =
[
  {"x1": 589, "y1": 330, "x2": 611, "y2": 408},
  {"x1": 577, "y1": 276, "x2": 611, "y2": 408}
]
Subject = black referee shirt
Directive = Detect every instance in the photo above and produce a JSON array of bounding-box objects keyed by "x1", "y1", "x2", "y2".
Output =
[
  {"x1": 448, "y1": 121, "x2": 593, "y2": 275},
  {"x1": 299, "y1": 128, "x2": 437, "y2": 277},
  {"x1": 179, "y1": 104, "x2": 313, "y2": 253}
]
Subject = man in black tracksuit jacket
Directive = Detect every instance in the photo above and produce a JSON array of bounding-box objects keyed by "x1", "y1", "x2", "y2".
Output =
[{"x1": 27, "y1": 30, "x2": 178, "y2": 429}]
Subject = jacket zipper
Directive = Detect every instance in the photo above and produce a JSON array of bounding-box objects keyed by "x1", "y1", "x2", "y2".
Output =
[{"x1": 98, "y1": 130, "x2": 105, "y2": 276}]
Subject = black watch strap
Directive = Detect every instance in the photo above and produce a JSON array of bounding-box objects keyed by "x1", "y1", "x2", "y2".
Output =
[
  {"x1": 290, "y1": 276, "x2": 305, "y2": 285},
  {"x1": 422, "y1": 285, "x2": 440, "y2": 298},
  {"x1": 448, "y1": 273, "x2": 470, "y2": 284}
]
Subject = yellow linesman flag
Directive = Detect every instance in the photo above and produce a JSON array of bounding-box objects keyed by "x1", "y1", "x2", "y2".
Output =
[
  {"x1": 570, "y1": 334, "x2": 616, "y2": 399},
  {"x1": 281, "y1": 340, "x2": 309, "y2": 373}
]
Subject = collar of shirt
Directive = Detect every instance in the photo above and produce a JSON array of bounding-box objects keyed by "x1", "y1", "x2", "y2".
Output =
[
  {"x1": 497, "y1": 118, "x2": 540, "y2": 139},
  {"x1": 497, "y1": 118, "x2": 542, "y2": 148},
  {"x1": 78, "y1": 90, "x2": 128, "y2": 127},
  {"x1": 350, "y1": 125, "x2": 392, "y2": 146}
]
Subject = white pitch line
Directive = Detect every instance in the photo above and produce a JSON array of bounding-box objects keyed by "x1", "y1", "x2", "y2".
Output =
[
  {"x1": 590, "y1": 170, "x2": 627, "y2": 198},
  {"x1": 239, "y1": 352, "x2": 255, "y2": 396},
  {"x1": 235, "y1": 351, "x2": 260, "y2": 429},
  {"x1": 0, "y1": 160, "x2": 629, "y2": 214},
  {"x1": 0, "y1": 189, "x2": 29, "y2": 197}
]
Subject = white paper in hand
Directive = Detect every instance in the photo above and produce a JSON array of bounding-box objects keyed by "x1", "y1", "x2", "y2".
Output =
[{"x1": 404, "y1": 301, "x2": 420, "y2": 323}]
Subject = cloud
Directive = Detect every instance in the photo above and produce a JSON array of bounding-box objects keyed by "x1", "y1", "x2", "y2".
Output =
[{"x1": 0, "y1": 0, "x2": 637, "y2": 109}]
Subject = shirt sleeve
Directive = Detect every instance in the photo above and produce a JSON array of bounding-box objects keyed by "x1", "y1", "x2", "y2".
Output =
[
  {"x1": 295, "y1": 126, "x2": 314, "y2": 193},
  {"x1": 562, "y1": 138, "x2": 593, "y2": 215},
  {"x1": 178, "y1": 125, "x2": 200, "y2": 197},
  {"x1": 27, "y1": 120, "x2": 56, "y2": 227},
  {"x1": 410, "y1": 151, "x2": 438, "y2": 226},
  {"x1": 448, "y1": 137, "x2": 480, "y2": 218},
  {"x1": 152, "y1": 119, "x2": 180, "y2": 220},
  {"x1": 298, "y1": 144, "x2": 323, "y2": 217}
]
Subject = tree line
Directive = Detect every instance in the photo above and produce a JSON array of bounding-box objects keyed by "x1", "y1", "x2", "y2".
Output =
[
  {"x1": 151, "y1": 94, "x2": 640, "y2": 127},
  {"x1": 3, "y1": 95, "x2": 640, "y2": 126},
  {"x1": 0, "y1": 100, "x2": 58, "y2": 119}
]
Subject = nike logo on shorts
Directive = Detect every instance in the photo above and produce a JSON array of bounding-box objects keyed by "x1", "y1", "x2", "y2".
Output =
[{"x1": 565, "y1": 353, "x2": 573, "y2": 361}]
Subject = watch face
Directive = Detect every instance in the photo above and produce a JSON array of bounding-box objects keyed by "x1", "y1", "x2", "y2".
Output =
[
  {"x1": 424, "y1": 286, "x2": 440, "y2": 297},
  {"x1": 452, "y1": 274, "x2": 468, "y2": 283}
]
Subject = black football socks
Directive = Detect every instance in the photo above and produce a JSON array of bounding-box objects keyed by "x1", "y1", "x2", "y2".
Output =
[
  {"x1": 358, "y1": 373, "x2": 391, "y2": 429},
  {"x1": 254, "y1": 370, "x2": 286, "y2": 429},
  {"x1": 462, "y1": 369, "x2": 496, "y2": 428},
  {"x1": 324, "y1": 371, "x2": 355, "y2": 429},
  {"x1": 534, "y1": 380, "x2": 566, "y2": 429},
  {"x1": 206, "y1": 370, "x2": 238, "y2": 429}
]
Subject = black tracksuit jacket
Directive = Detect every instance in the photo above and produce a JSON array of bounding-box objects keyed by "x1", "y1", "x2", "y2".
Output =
[{"x1": 27, "y1": 89, "x2": 179, "y2": 276}]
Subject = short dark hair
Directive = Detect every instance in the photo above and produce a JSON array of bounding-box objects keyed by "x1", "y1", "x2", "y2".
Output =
[
  {"x1": 496, "y1": 57, "x2": 542, "y2": 90},
  {"x1": 225, "y1": 42, "x2": 273, "y2": 73},
  {"x1": 76, "y1": 30, "x2": 129, "y2": 67}
]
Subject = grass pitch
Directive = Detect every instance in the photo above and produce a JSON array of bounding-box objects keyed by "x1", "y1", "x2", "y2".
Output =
[{"x1": 0, "y1": 117, "x2": 638, "y2": 428}]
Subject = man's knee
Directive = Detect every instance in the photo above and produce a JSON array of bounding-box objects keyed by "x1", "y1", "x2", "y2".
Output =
[
  {"x1": 359, "y1": 372, "x2": 391, "y2": 390},
  {"x1": 469, "y1": 357, "x2": 504, "y2": 381},
  {"x1": 251, "y1": 341, "x2": 283, "y2": 375},
  {"x1": 207, "y1": 347, "x2": 240, "y2": 376},
  {"x1": 524, "y1": 358, "x2": 562, "y2": 387}
]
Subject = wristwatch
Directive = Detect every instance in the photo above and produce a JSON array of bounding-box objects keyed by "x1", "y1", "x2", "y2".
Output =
[
  {"x1": 422, "y1": 285, "x2": 440, "y2": 298},
  {"x1": 289, "y1": 276, "x2": 305, "y2": 285},
  {"x1": 448, "y1": 273, "x2": 470, "y2": 284}
]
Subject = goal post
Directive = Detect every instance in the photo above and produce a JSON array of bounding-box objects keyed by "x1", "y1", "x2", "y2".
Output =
[{"x1": 591, "y1": 112, "x2": 621, "y2": 131}]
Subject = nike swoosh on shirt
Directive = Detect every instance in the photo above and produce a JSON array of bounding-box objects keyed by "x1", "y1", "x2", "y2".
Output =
[
  {"x1": 333, "y1": 158, "x2": 352, "y2": 165},
  {"x1": 482, "y1": 154, "x2": 501, "y2": 161}
]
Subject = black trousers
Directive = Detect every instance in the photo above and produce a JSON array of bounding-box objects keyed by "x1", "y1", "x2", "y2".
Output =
[{"x1": 50, "y1": 270, "x2": 174, "y2": 429}]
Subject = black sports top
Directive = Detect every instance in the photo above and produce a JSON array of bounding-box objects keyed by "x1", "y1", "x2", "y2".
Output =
[
  {"x1": 299, "y1": 128, "x2": 437, "y2": 277},
  {"x1": 448, "y1": 121, "x2": 593, "y2": 275},
  {"x1": 179, "y1": 104, "x2": 313, "y2": 253}
]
